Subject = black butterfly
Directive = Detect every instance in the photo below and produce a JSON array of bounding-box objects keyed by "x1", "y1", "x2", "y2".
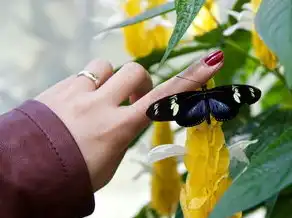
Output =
[{"x1": 146, "y1": 84, "x2": 261, "y2": 127}]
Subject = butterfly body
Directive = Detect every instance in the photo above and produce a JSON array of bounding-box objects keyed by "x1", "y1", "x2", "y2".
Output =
[{"x1": 146, "y1": 84, "x2": 261, "y2": 127}]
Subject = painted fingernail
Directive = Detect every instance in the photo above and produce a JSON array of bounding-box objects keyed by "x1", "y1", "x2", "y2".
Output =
[{"x1": 203, "y1": 50, "x2": 224, "y2": 66}]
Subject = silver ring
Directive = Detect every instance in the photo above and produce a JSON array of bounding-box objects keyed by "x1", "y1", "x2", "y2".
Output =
[{"x1": 77, "y1": 70, "x2": 100, "y2": 87}]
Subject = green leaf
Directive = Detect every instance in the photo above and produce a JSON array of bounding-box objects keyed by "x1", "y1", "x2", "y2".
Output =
[
  {"x1": 223, "y1": 104, "x2": 251, "y2": 143},
  {"x1": 270, "y1": 195, "x2": 292, "y2": 218},
  {"x1": 196, "y1": 27, "x2": 253, "y2": 86},
  {"x1": 159, "y1": 0, "x2": 206, "y2": 68},
  {"x1": 255, "y1": 0, "x2": 292, "y2": 88},
  {"x1": 246, "y1": 109, "x2": 292, "y2": 158},
  {"x1": 114, "y1": 44, "x2": 213, "y2": 72},
  {"x1": 133, "y1": 204, "x2": 160, "y2": 218},
  {"x1": 226, "y1": 107, "x2": 292, "y2": 159},
  {"x1": 216, "y1": 31, "x2": 252, "y2": 85},
  {"x1": 195, "y1": 25, "x2": 225, "y2": 45},
  {"x1": 95, "y1": 2, "x2": 175, "y2": 35},
  {"x1": 261, "y1": 81, "x2": 292, "y2": 110},
  {"x1": 265, "y1": 194, "x2": 279, "y2": 218},
  {"x1": 209, "y1": 127, "x2": 292, "y2": 218},
  {"x1": 174, "y1": 203, "x2": 184, "y2": 218}
]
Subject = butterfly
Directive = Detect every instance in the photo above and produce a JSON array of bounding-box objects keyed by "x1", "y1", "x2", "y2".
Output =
[{"x1": 146, "y1": 84, "x2": 261, "y2": 127}]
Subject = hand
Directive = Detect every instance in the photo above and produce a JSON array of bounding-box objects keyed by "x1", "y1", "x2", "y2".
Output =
[{"x1": 35, "y1": 50, "x2": 224, "y2": 192}]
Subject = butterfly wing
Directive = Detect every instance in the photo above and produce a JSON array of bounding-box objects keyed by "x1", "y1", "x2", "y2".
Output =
[
  {"x1": 146, "y1": 91, "x2": 206, "y2": 127},
  {"x1": 175, "y1": 99, "x2": 208, "y2": 127},
  {"x1": 207, "y1": 85, "x2": 261, "y2": 121}
]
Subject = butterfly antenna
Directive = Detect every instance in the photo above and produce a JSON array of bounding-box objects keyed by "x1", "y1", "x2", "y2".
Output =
[{"x1": 176, "y1": 75, "x2": 203, "y2": 85}]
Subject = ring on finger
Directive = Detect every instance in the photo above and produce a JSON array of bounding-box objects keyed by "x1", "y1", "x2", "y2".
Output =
[{"x1": 77, "y1": 70, "x2": 100, "y2": 88}]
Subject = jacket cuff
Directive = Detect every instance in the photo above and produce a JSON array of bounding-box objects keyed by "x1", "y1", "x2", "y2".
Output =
[{"x1": 16, "y1": 100, "x2": 95, "y2": 217}]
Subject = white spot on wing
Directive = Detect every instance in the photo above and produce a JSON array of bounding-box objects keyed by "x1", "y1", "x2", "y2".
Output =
[
  {"x1": 232, "y1": 86, "x2": 241, "y2": 103},
  {"x1": 173, "y1": 104, "x2": 179, "y2": 116},
  {"x1": 170, "y1": 95, "x2": 179, "y2": 116},
  {"x1": 154, "y1": 103, "x2": 159, "y2": 115},
  {"x1": 249, "y1": 87, "x2": 255, "y2": 97},
  {"x1": 234, "y1": 93, "x2": 241, "y2": 103}
]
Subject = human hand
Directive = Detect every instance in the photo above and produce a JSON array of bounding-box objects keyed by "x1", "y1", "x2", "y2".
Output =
[{"x1": 35, "y1": 50, "x2": 224, "y2": 192}]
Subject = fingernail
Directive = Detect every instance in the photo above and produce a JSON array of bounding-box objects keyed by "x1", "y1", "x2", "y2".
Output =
[{"x1": 203, "y1": 50, "x2": 224, "y2": 66}]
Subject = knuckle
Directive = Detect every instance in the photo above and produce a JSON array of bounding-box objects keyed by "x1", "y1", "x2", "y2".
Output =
[
  {"x1": 90, "y1": 58, "x2": 113, "y2": 72},
  {"x1": 123, "y1": 62, "x2": 146, "y2": 75},
  {"x1": 123, "y1": 62, "x2": 151, "y2": 85}
]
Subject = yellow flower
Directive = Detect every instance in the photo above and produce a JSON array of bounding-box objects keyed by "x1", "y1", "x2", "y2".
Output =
[
  {"x1": 250, "y1": 0, "x2": 277, "y2": 70},
  {"x1": 123, "y1": 0, "x2": 171, "y2": 58},
  {"x1": 191, "y1": 0, "x2": 218, "y2": 36},
  {"x1": 179, "y1": 79, "x2": 242, "y2": 218},
  {"x1": 148, "y1": 80, "x2": 251, "y2": 218},
  {"x1": 223, "y1": 0, "x2": 277, "y2": 70},
  {"x1": 150, "y1": 122, "x2": 181, "y2": 216},
  {"x1": 148, "y1": 126, "x2": 256, "y2": 217}
]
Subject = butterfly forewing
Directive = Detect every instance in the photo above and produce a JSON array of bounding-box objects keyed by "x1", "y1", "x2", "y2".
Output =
[
  {"x1": 207, "y1": 84, "x2": 261, "y2": 121},
  {"x1": 146, "y1": 91, "x2": 204, "y2": 122}
]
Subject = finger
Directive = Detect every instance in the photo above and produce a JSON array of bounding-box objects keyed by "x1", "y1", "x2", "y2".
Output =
[
  {"x1": 129, "y1": 74, "x2": 153, "y2": 104},
  {"x1": 97, "y1": 62, "x2": 152, "y2": 105},
  {"x1": 132, "y1": 50, "x2": 224, "y2": 123},
  {"x1": 73, "y1": 59, "x2": 113, "y2": 92}
]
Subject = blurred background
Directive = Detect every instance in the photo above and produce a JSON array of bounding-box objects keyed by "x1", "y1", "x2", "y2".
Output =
[{"x1": 0, "y1": 0, "x2": 267, "y2": 217}]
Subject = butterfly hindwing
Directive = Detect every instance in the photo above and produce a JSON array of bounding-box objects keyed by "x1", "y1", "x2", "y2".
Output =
[
  {"x1": 175, "y1": 99, "x2": 207, "y2": 127},
  {"x1": 207, "y1": 84, "x2": 261, "y2": 121}
]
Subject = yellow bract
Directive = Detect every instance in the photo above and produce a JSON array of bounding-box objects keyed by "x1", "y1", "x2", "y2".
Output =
[
  {"x1": 180, "y1": 79, "x2": 242, "y2": 218},
  {"x1": 251, "y1": 0, "x2": 277, "y2": 70},
  {"x1": 191, "y1": 0, "x2": 218, "y2": 36},
  {"x1": 151, "y1": 122, "x2": 181, "y2": 216},
  {"x1": 122, "y1": 0, "x2": 170, "y2": 58}
]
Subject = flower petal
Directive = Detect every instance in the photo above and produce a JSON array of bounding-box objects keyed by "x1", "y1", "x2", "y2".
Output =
[
  {"x1": 242, "y1": 3, "x2": 253, "y2": 11},
  {"x1": 227, "y1": 10, "x2": 241, "y2": 21},
  {"x1": 147, "y1": 16, "x2": 174, "y2": 30},
  {"x1": 229, "y1": 139, "x2": 258, "y2": 164},
  {"x1": 223, "y1": 20, "x2": 253, "y2": 36},
  {"x1": 223, "y1": 23, "x2": 242, "y2": 36},
  {"x1": 147, "y1": 144, "x2": 186, "y2": 164},
  {"x1": 131, "y1": 159, "x2": 152, "y2": 180}
]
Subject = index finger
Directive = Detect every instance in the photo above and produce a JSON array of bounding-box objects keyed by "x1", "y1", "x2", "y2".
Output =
[{"x1": 131, "y1": 50, "x2": 224, "y2": 124}]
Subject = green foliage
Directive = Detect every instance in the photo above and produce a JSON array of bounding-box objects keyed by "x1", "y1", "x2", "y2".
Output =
[
  {"x1": 133, "y1": 204, "x2": 160, "y2": 218},
  {"x1": 159, "y1": 0, "x2": 206, "y2": 68},
  {"x1": 270, "y1": 195, "x2": 292, "y2": 218},
  {"x1": 262, "y1": 81, "x2": 292, "y2": 110},
  {"x1": 265, "y1": 194, "x2": 279, "y2": 218},
  {"x1": 255, "y1": 0, "x2": 292, "y2": 88},
  {"x1": 174, "y1": 204, "x2": 184, "y2": 218},
  {"x1": 210, "y1": 125, "x2": 292, "y2": 218}
]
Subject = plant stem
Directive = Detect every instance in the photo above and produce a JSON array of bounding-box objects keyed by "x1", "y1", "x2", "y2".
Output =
[
  {"x1": 225, "y1": 39, "x2": 287, "y2": 86},
  {"x1": 114, "y1": 44, "x2": 213, "y2": 72},
  {"x1": 272, "y1": 68, "x2": 286, "y2": 86},
  {"x1": 224, "y1": 39, "x2": 260, "y2": 65}
]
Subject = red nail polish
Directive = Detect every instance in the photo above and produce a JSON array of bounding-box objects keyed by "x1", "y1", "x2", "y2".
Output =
[{"x1": 203, "y1": 50, "x2": 224, "y2": 66}]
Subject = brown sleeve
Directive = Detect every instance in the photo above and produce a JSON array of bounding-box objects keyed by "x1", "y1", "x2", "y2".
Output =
[{"x1": 0, "y1": 100, "x2": 95, "y2": 218}]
